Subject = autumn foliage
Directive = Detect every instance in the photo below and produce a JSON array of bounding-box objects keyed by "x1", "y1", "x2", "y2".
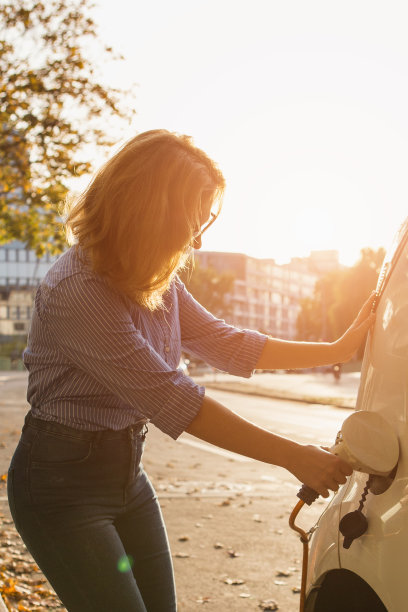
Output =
[{"x1": 0, "y1": 0, "x2": 135, "y2": 255}]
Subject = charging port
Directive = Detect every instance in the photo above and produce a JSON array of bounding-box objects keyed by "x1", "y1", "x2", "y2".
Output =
[{"x1": 368, "y1": 464, "x2": 398, "y2": 495}]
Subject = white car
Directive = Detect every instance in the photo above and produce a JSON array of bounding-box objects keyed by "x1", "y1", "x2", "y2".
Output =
[{"x1": 305, "y1": 217, "x2": 408, "y2": 612}]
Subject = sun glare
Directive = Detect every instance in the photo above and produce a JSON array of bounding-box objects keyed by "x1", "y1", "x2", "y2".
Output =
[{"x1": 91, "y1": 0, "x2": 408, "y2": 268}]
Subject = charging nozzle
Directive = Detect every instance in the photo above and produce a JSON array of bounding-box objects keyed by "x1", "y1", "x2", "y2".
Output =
[
  {"x1": 297, "y1": 484, "x2": 320, "y2": 506},
  {"x1": 297, "y1": 411, "x2": 399, "y2": 505}
]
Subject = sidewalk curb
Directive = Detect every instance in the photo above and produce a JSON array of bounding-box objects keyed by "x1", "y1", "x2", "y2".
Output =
[{"x1": 203, "y1": 381, "x2": 356, "y2": 409}]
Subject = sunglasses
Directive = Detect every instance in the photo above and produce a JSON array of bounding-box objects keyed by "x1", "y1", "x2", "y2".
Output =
[{"x1": 195, "y1": 211, "x2": 218, "y2": 237}]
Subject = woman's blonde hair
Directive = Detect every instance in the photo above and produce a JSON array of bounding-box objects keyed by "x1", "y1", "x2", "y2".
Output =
[{"x1": 65, "y1": 129, "x2": 225, "y2": 310}]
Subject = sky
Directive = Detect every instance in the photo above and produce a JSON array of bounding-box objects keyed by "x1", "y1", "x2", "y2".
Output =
[{"x1": 88, "y1": 0, "x2": 408, "y2": 265}]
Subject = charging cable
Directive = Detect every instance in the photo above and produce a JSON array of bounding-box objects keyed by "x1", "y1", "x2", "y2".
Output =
[
  {"x1": 289, "y1": 485, "x2": 320, "y2": 612},
  {"x1": 288, "y1": 499, "x2": 309, "y2": 612}
]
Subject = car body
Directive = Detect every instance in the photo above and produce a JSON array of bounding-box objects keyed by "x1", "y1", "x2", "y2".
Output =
[{"x1": 305, "y1": 217, "x2": 408, "y2": 612}]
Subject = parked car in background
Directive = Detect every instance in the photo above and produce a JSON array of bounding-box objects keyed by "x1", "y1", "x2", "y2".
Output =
[{"x1": 305, "y1": 217, "x2": 408, "y2": 612}]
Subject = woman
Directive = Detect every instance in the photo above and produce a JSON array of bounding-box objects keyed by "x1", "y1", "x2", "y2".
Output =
[{"x1": 8, "y1": 129, "x2": 375, "y2": 611}]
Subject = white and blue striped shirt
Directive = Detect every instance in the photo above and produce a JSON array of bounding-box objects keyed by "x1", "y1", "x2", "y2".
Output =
[{"x1": 24, "y1": 246, "x2": 267, "y2": 439}]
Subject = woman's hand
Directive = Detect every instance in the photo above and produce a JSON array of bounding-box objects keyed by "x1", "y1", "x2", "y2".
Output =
[
  {"x1": 288, "y1": 443, "x2": 353, "y2": 498},
  {"x1": 330, "y1": 291, "x2": 376, "y2": 364}
]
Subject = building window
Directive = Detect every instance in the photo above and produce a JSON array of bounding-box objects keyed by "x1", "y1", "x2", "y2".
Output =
[
  {"x1": 9, "y1": 306, "x2": 20, "y2": 320},
  {"x1": 13, "y1": 322, "x2": 25, "y2": 331},
  {"x1": 17, "y1": 249, "x2": 28, "y2": 262}
]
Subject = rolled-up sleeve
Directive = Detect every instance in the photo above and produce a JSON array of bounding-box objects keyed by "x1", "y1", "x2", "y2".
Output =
[
  {"x1": 176, "y1": 278, "x2": 267, "y2": 377},
  {"x1": 41, "y1": 274, "x2": 204, "y2": 439}
]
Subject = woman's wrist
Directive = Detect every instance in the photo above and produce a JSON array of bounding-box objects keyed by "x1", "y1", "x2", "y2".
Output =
[
  {"x1": 326, "y1": 340, "x2": 341, "y2": 363},
  {"x1": 276, "y1": 438, "x2": 303, "y2": 472},
  {"x1": 328, "y1": 337, "x2": 351, "y2": 365}
]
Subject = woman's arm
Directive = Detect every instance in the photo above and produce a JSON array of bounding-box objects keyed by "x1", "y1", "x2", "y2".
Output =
[
  {"x1": 256, "y1": 292, "x2": 376, "y2": 370},
  {"x1": 177, "y1": 277, "x2": 266, "y2": 377},
  {"x1": 186, "y1": 393, "x2": 352, "y2": 497}
]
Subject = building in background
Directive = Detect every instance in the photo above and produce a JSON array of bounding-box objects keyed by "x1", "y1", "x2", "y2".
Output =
[
  {"x1": 0, "y1": 242, "x2": 340, "y2": 342},
  {"x1": 0, "y1": 241, "x2": 59, "y2": 338},
  {"x1": 195, "y1": 250, "x2": 341, "y2": 339}
]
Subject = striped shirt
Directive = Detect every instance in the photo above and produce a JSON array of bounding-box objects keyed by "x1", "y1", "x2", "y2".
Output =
[{"x1": 24, "y1": 246, "x2": 267, "y2": 439}]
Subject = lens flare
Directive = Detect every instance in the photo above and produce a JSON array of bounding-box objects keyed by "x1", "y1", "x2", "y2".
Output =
[{"x1": 117, "y1": 555, "x2": 134, "y2": 573}]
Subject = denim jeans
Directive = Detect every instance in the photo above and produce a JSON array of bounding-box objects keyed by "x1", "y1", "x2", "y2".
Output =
[{"x1": 7, "y1": 413, "x2": 177, "y2": 612}]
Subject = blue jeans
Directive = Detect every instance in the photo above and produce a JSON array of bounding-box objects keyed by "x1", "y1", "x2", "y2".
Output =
[{"x1": 7, "y1": 413, "x2": 177, "y2": 611}]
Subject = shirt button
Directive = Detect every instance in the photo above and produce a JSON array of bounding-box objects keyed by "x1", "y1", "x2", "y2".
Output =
[{"x1": 165, "y1": 346, "x2": 170, "y2": 353}]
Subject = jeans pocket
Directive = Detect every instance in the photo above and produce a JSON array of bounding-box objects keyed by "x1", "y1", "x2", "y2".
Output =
[{"x1": 30, "y1": 430, "x2": 92, "y2": 466}]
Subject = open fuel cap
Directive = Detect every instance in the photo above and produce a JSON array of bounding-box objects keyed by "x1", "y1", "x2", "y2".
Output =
[{"x1": 330, "y1": 411, "x2": 399, "y2": 476}]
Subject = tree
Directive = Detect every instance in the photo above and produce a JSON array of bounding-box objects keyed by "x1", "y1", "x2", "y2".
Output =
[
  {"x1": 0, "y1": 0, "x2": 135, "y2": 255},
  {"x1": 297, "y1": 269, "x2": 340, "y2": 341},
  {"x1": 330, "y1": 248, "x2": 385, "y2": 340},
  {"x1": 179, "y1": 260, "x2": 235, "y2": 319},
  {"x1": 297, "y1": 247, "x2": 385, "y2": 357}
]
